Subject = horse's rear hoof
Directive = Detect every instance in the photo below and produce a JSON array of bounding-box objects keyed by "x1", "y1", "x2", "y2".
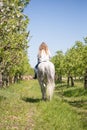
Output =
[{"x1": 42, "y1": 97, "x2": 47, "y2": 101}]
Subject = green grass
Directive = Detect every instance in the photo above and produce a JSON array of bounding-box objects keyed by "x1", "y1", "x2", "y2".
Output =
[{"x1": 0, "y1": 80, "x2": 87, "y2": 130}]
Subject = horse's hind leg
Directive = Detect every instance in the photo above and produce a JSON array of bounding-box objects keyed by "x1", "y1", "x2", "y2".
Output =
[
  {"x1": 38, "y1": 77, "x2": 47, "y2": 101},
  {"x1": 41, "y1": 83, "x2": 47, "y2": 101},
  {"x1": 38, "y1": 73, "x2": 46, "y2": 100}
]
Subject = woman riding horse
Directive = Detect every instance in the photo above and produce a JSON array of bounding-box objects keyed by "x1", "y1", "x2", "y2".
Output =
[
  {"x1": 34, "y1": 42, "x2": 51, "y2": 79},
  {"x1": 35, "y1": 42, "x2": 55, "y2": 101}
]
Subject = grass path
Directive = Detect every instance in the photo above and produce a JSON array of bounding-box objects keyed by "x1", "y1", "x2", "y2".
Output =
[{"x1": 0, "y1": 80, "x2": 87, "y2": 130}]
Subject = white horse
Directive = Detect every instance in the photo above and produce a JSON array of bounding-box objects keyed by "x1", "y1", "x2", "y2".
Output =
[{"x1": 37, "y1": 61, "x2": 55, "y2": 101}]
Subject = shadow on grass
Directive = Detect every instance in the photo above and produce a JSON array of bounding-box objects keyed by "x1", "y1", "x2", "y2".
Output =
[
  {"x1": 66, "y1": 100, "x2": 87, "y2": 109},
  {"x1": 63, "y1": 87, "x2": 87, "y2": 97},
  {"x1": 55, "y1": 83, "x2": 67, "y2": 89},
  {"x1": 0, "y1": 96, "x2": 6, "y2": 101},
  {"x1": 22, "y1": 97, "x2": 41, "y2": 103}
]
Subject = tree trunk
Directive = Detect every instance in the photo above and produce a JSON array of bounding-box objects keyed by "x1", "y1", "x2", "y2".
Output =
[
  {"x1": 58, "y1": 75, "x2": 62, "y2": 83},
  {"x1": 67, "y1": 76, "x2": 70, "y2": 86},
  {"x1": 14, "y1": 74, "x2": 18, "y2": 83},
  {"x1": 67, "y1": 74, "x2": 74, "y2": 87},
  {"x1": 0, "y1": 73, "x2": 2, "y2": 87},
  {"x1": 71, "y1": 76, "x2": 74, "y2": 86},
  {"x1": 84, "y1": 69, "x2": 87, "y2": 89},
  {"x1": 2, "y1": 72, "x2": 9, "y2": 87}
]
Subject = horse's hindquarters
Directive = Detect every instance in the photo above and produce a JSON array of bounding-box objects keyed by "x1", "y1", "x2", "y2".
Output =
[{"x1": 37, "y1": 61, "x2": 55, "y2": 101}]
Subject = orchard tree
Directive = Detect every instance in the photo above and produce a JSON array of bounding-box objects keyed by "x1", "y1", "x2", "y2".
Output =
[
  {"x1": 0, "y1": 0, "x2": 30, "y2": 86},
  {"x1": 52, "y1": 51, "x2": 65, "y2": 83},
  {"x1": 72, "y1": 41, "x2": 84, "y2": 77},
  {"x1": 65, "y1": 41, "x2": 84, "y2": 86},
  {"x1": 51, "y1": 37, "x2": 87, "y2": 88},
  {"x1": 83, "y1": 37, "x2": 87, "y2": 89},
  {"x1": 83, "y1": 37, "x2": 87, "y2": 70},
  {"x1": 65, "y1": 48, "x2": 75, "y2": 86}
]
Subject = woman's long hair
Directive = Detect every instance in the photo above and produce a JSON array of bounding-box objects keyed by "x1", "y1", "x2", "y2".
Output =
[{"x1": 38, "y1": 42, "x2": 50, "y2": 56}]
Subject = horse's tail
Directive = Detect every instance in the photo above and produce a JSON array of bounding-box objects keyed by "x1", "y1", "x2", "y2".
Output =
[
  {"x1": 46, "y1": 64, "x2": 55, "y2": 100},
  {"x1": 47, "y1": 80, "x2": 55, "y2": 101}
]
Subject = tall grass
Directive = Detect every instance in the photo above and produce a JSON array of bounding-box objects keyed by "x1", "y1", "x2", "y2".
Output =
[{"x1": 0, "y1": 80, "x2": 87, "y2": 130}]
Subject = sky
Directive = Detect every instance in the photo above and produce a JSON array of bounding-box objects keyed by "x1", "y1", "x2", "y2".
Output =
[{"x1": 24, "y1": 0, "x2": 87, "y2": 67}]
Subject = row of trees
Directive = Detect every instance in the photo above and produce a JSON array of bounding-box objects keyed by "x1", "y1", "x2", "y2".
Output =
[
  {"x1": 0, "y1": 0, "x2": 32, "y2": 86},
  {"x1": 51, "y1": 38, "x2": 87, "y2": 88}
]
